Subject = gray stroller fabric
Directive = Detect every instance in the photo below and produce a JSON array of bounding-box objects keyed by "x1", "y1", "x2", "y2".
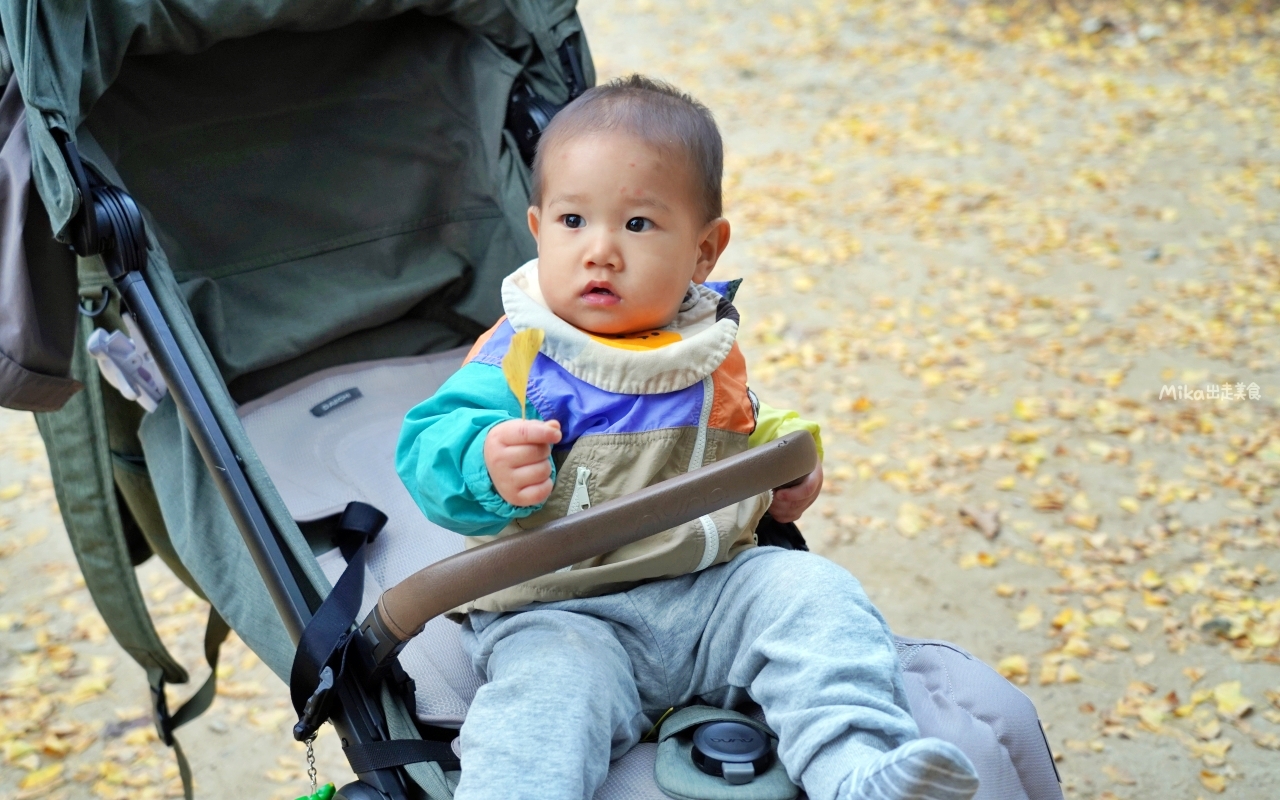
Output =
[
  {"x1": 0, "y1": 77, "x2": 81, "y2": 411},
  {"x1": 239, "y1": 354, "x2": 1062, "y2": 800},
  {"x1": 897, "y1": 637, "x2": 1063, "y2": 800}
]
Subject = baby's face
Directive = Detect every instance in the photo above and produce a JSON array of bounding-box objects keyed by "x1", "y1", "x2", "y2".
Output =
[{"x1": 529, "y1": 132, "x2": 727, "y2": 335}]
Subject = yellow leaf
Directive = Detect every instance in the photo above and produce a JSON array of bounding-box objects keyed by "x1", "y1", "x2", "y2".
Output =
[
  {"x1": 1058, "y1": 663, "x2": 1082, "y2": 684},
  {"x1": 1199, "y1": 770, "x2": 1227, "y2": 793},
  {"x1": 1139, "y1": 568, "x2": 1164, "y2": 589},
  {"x1": 502, "y1": 328, "x2": 544, "y2": 420},
  {"x1": 1012, "y1": 397, "x2": 1045, "y2": 422},
  {"x1": 994, "y1": 583, "x2": 1016, "y2": 598},
  {"x1": 895, "y1": 503, "x2": 923, "y2": 538},
  {"x1": 1017, "y1": 605, "x2": 1043, "y2": 631},
  {"x1": 995, "y1": 475, "x2": 1017, "y2": 491},
  {"x1": 1118, "y1": 496, "x2": 1141, "y2": 514},
  {"x1": 1105, "y1": 634, "x2": 1131, "y2": 651},
  {"x1": 1062, "y1": 636, "x2": 1093, "y2": 658},
  {"x1": 997, "y1": 655, "x2": 1029, "y2": 683},
  {"x1": 0, "y1": 483, "x2": 23, "y2": 501},
  {"x1": 19, "y1": 763, "x2": 63, "y2": 790},
  {"x1": 1212, "y1": 681, "x2": 1252, "y2": 718}
]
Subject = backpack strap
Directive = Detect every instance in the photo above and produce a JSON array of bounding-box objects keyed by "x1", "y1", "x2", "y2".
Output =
[{"x1": 37, "y1": 313, "x2": 226, "y2": 798}]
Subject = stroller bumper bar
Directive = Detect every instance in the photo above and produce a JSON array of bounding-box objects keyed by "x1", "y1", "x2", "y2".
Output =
[{"x1": 359, "y1": 430, "x2": 820, "y2": 668}]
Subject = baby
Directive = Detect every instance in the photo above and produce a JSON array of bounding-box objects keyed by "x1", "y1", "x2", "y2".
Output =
[{"x1": 397, "y1": 75, "x2": 978, "y2": 800}]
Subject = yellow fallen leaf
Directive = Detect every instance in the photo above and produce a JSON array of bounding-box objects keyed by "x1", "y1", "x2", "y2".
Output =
[
  {"x1": 1058, "y1": 663, "x2": 1082, "y2": 683},
  {"x1": 1139, "y1": 569, "x2": 1164, "y2": 589},
  {"x1": 997, "y1": 655, "x2": 1029, "y2": 684},
  {"x1": 1199, "y1": 770, "x2": 1226, "y2": 793},
  {"x1": 0, "y1": 483, "x2": 23, "y2": 501},
  {"x1": 995, "y1": 475, "x2": 1016, "y2": 491},
  {"x1": 1017, "y1": 605, "x2": 1043, "y2": 631},
  {"x1": 1194, "y1": 715, "x2": 1222, "y2": 740},
  {"x1": 1007, "y1": 428, "x2": 1039, "y2": 444},
  {"x1": 19, "y1": 763, "x2": 62, "y2": 790},
  {"x1": 1051, "y1": 607, "x2": 1076, "y2": 629},
  {"x1": 502, "y1": 328, "x2": 545, "y2": 419},
  {"x1": 1063, "y1": 636, "x2": 1093, "y2": 658},
  {"x1": 4, "y1": 740, "x2": 36, "y2": 763},
  {"x1": 66, "y1": 675, "x2": 112, "y2": 705},
  {"x1": 1106, "y1": 634, "x2": 1131, "y2": 651},
  {"x1": 1065, "y1": 513, "x2": 1099, "y2": 532},
  {"x1": 895, "y1": 503, "x2": 923, "y2": 538},
  {"x1": 1089, "y1": 608, "x2": 1122, "y2": 627},
  {"x1": 1118, "y1": 496, "x2": 1141, "y2": 514},
  {"x1": 994, "y1": 583, "x2": 1016, "y2": 598},
  {"x1": 1213, "y1": 681, "x2": 1252, "y2": 719}
]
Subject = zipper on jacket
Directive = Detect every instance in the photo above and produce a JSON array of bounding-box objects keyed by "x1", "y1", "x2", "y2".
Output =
[
  {"x1": 567, "y1": 465, "x2": 592, "y2": 515},
  {"x1": 558, "y1": 466, "x2": 592, "y2": 573}
]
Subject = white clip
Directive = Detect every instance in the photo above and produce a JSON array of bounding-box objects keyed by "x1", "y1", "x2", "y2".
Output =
[{"x1": 87, "y1": 313, "x2": 168, "y2": 412}]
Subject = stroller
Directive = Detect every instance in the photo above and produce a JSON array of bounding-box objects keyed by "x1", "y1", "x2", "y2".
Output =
[{"x1": 0, "y1": 1, "x2": 1062, "y2": 798}]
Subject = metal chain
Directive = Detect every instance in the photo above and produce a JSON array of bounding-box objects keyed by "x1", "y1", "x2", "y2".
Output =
[{"x1": 305, "y1": 735, "x2": 318, "y2": 796}]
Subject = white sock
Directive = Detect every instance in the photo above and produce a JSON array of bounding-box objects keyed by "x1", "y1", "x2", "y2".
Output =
[{"x1": 842, "y1": 738, "x2": 979, "y2": 800}]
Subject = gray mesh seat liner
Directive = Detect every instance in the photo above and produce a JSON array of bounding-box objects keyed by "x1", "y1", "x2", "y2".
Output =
[
  {"x1": 239, "y1": 348, "x2": 483, "y2": 726},
  {"x1": 239, "y1": 354, "x2": 1060, "y2": 800}
]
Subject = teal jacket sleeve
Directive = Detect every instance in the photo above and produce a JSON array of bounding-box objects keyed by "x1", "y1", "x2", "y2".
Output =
[{"x1": 395, "y1": 361, "x2": 554, "y2": 536}]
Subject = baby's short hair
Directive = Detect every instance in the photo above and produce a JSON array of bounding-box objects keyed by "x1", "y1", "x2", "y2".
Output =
[{"x1": 530, "y1": 75, "x2": 723, "y2": 221}]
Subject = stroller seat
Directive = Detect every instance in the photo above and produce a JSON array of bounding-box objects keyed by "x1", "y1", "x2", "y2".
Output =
[{"x1": 238, "y1": 351, "x2": 1060, "y2": 800}]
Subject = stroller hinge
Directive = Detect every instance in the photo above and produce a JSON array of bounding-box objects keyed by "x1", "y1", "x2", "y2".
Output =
[{"x1": 54, "y1": 131, "x2": 149, "y2": 280}]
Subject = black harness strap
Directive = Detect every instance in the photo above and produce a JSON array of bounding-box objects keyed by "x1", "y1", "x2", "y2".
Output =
[
  {"x1": 290, "y1": 502, "x2": 386, "y2": 740},
  {"x1": 344, "y1": 740, "x2": 461, "y2": 774}
]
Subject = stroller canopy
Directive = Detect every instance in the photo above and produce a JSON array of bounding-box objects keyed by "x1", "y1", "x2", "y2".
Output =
[
  {"x1": 3, "y1": 0, "x2": 578, "y2": 234},
  {"x1": 2, "y1": 0, "x2": 589, "y2": 398}
]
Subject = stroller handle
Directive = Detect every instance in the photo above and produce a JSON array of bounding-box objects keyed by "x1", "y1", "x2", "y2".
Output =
[{"x1": 359, "y1": 431, "x2": 819, "y2": 666}]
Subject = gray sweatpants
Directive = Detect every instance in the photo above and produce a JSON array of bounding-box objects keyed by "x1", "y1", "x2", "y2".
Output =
[{"x1": 453, "y1": 547, "x2": 920, "y2": 800}]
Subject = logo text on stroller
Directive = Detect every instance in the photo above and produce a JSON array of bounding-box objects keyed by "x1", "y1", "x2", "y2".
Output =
[{"x1": 310, "y1": 387, "x2": 363, "y2": 417}]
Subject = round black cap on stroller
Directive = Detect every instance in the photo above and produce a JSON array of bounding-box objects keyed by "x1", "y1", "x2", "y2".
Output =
[{"x1": 691, "y1": 721, "x2": 773, "y2": 785}]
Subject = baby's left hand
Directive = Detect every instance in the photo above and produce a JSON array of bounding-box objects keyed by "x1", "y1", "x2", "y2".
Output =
[{"x1": 767, "y1": 463, "x2": 823, "y2": 524}]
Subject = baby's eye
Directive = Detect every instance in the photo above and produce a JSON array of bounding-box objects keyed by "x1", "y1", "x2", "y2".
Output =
[
  {"x1": 625, "y1": 217, "x2": 653, "y2": 233},
  {"x1": 562, "y1": 214, "x2": 585, "y2": 229}
]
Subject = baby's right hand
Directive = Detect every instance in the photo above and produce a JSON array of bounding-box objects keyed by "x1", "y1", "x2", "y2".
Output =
[{"x1": 484, "y1": 419, "x2": 562, "y2": 507}]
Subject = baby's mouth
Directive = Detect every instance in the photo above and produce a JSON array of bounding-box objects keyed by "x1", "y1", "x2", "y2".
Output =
[{"x1": 581, "y1": 282, "x2": 620, "y2": 307}]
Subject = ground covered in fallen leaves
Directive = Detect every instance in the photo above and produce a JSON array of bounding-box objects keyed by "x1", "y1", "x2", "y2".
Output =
[{"x1": 2, "y1": 1, "x2": 1279, "y2": 798}]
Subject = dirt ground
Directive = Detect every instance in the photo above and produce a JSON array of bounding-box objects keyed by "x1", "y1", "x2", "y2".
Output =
[{"x1": 1, "y1": 1, "x2": 1278, "y2": 798}]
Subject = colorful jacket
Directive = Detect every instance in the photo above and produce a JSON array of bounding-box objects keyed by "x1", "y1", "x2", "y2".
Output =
[{"x1": 396, "y1": 259, "x2": 820, "y2": 615}]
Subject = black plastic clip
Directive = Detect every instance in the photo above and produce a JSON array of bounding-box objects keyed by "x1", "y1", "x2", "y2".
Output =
[
  {"x1": 293, "y1": 665, "x2": 336, "y2": 742},
  {"x1": 151, "y1": 679, "x2": 175, "y2": 747},
  {"x1": 505, "y1": 36, "x2": 589, "y2": 168}
]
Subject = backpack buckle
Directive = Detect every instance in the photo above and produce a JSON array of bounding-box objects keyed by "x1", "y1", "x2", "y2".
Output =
[{"x1": 151, "y1": 679, "x2": 174, "y2": 747}]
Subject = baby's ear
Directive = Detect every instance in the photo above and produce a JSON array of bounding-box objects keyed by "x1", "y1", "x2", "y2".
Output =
[
  {"x1": 527, "y1": 206, "x2": 542, "y2": 247},
  {"x1": 693, "y1": 218, "x2": 731, "y2": 283}
]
